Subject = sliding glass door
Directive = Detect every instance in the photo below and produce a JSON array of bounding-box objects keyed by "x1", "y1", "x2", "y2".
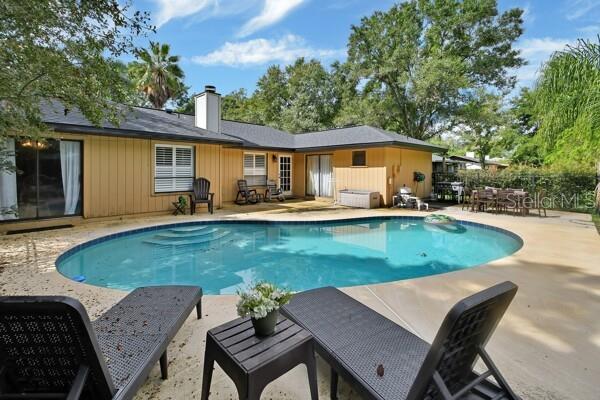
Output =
[
  {"x1": 306, "y1": 154, "x2": 333, "y2": 197},
  {"x1": 0, "y1": 138, "x2": 82, "y2": 221}
]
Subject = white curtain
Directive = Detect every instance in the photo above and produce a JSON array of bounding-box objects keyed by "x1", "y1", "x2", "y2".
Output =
[
  {"x1": 306, "y1": 155, "x2": 319, "y2": 196},
  {"x1": 60, "y1": 141, "x2": 81, "y2": 215},
  {"x1": 306, "y1": 156, "x2": 319, "y2": 196},
  {"x1": 319, "y1": 155, "x2": 332, "y2": 197},
  {"x1": 0, "y1": 139, "x2": 18, "y2": 220}
]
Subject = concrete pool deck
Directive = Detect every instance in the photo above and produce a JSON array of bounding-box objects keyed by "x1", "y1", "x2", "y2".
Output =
[{"x1": 0, "y1": 202, "x2": 599, "y2": 399}]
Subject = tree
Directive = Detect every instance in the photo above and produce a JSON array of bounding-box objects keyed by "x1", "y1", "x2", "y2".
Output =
[
  {"x1": 221, "y1": 59, "x2": 339, "y2": 132},
  {"x1": 252, "y1": 65, "x2": 289, "y2": 128},
  {"x1": 347, "y1": 0, "x2": 524, "y2": 140},
  {"x1": 529, "y1": 37, "x2": 600, "y2": 168},
  {"x1": 128, "y1": 42, "x2": 185, "y2": 109},
  {"x1": 222, "y1": 89, "x2": 254, "y2": 122},
  {"x1": 455, "y1": 89, "x2": 506, "y2": 167},
  {"x1": 280, "y1": 58, "x2": 337, "y2": 133},
  {"x1": 0, "y1": 1, "x2": 152, "y2": 144}
]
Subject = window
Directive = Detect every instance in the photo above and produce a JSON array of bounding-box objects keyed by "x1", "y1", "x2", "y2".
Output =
[
  {"x1": 154, "y1": 144, "x2": 194, "y2": 193},
  {"x1": 352, "y1": 150, "x2": 366, "y2": 166},
  {"x1": 243, "y1": 152, "x2": 267, "y2": 186}
]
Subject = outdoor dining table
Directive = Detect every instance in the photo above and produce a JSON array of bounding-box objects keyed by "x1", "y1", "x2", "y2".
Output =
[{"x1": 471, "y1": 189, "x2": 530, "y2": 216}]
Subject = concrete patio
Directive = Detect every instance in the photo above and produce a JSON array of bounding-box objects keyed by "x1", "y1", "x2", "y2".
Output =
[{"x1": 0, "y1": 201, "x2": 598, "y2": 399}]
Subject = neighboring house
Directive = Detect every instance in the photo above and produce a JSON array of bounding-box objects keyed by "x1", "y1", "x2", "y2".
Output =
[
  {"x1": 0, "y1": 86, "x2": 444, "y2": 230},
  {"x1": 432, "y1": 152, "x2": 508, "y2": 174},
  {"x1": 432, "y1": 154, "x2": 466, "y2": 174}
]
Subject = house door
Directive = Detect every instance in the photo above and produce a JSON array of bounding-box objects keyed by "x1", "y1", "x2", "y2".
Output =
[
  {"x1": 278, "y1": 154, "x2": 292, "y2": 195},
  {"x1": 306, "y1": 154, "x2": 333, "y2": 197}
]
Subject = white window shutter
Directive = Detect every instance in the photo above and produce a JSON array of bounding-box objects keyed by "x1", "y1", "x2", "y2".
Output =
[
  {"x1": 174, "y1": 147, "x2": 193, "y2": 191},
  {"x1": 155, "y1": 145, "x2": 194, "y2": 192},
  {"x1": 243, "y1": 153, "x2": 267, "y2": 186}
]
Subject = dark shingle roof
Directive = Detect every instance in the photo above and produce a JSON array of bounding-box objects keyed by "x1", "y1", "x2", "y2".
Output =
[
  {"x1": 432, "y1": 154, "x2": 462, "y2": 163},
  {"x1": 39, "y1": 101, "x2": 445, "y2": 152},
  {"x1": 40, "y1": 100, "x2": 241, "y2": 145},
  {"x1": 293, "y1": 125, "x2": 446, "y2": 152},
  {"x1": 221, "y1": 120, "x2": 295, "y2": 149}
]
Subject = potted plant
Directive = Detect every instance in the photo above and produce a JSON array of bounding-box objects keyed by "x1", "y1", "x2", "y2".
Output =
[{"x1": 236, "y1": 282, "x2": 292, "y2": 336}]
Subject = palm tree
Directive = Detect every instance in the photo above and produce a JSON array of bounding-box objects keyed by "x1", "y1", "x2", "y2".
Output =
[
  {"x1": 532, "y1": 37, "x2": 600, "y2": 166},
  {"x1": 128, "y1": 42, "x2": 185, "y2": 109}
]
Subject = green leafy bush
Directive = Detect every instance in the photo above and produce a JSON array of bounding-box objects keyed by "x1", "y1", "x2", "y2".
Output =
[{"x1": 457, "y1": 166, "x2": 598, "y2": 212}]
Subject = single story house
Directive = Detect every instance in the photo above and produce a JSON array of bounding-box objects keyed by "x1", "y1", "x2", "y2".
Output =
[{"x1": 0, "y1": 86, "x2": 444, "y2": 231}]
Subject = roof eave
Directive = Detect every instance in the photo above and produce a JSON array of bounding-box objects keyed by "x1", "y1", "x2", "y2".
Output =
[
  {"x1": 294, "y1": 141, "x2": 446, "y2": 153},
  {"x1": 46, "y1": 123, "x2": 243, "y2": 145}
]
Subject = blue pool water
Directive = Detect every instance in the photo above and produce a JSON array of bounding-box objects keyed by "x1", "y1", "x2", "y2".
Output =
[{"x1": 57, "y1": 218, "x2": 522, "y2": 294}]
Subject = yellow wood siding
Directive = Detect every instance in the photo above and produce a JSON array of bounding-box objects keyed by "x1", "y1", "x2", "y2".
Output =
[
  {"x1": 220, "y1": 148, "x2": 243, "y2": 202},
  {"x1": 333, "y1": 167, "x2": 388, "y2": 205},
  {"x1": 292, "y1": 154, "x2": 305, "y2": 197},
  {"x1": 196, "y1": 144, "x2": 222, "y2": 207},
  {"x1": 291, "y1": 147, "x2": 432, "y2": 205},
  {"x1": 2, "y1": 131, "x2": 436, "y2": 230},
  {"x1": 220, "y1": 150, "x2": 296, "y2": 202},
  {"x1": 397, "y1": 149, "x2": 432, "y2": 198},
  {"x1": 41, "y1": 133, "x2": 224, "y2": 219}
]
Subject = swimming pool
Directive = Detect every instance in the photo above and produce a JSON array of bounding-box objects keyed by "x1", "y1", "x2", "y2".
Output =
[{"x1": 56, "y1": 217, "x2": 522, "y2": 294}]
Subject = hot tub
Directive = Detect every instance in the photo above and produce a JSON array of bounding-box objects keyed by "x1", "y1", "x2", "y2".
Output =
[{"x1": 338, "y1": 190, "x2": 380, "y2": 209}]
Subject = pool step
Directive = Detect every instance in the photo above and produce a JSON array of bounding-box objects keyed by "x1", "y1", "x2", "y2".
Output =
[
  {"x1": 155, "y1": 227, "x2": 219, "y2": 239},
  {"x1": 144, "y1": 230, "x2": 231, "y2": 246},
  {"x1": 168, "y1": 226, "x2": 209, "y2": 233}
]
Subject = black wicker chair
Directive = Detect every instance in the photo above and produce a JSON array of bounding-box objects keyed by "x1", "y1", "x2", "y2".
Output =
[
  {"x1": 0, "y1": 285, "x2": 202, "y2": 400},
  {"x1": 191, "y1": 178, "x2": 214, "y2": 214},
  {"x1": 282, "y1": 282, "x2": 520, "y2": 400},
  {"x1": 235, "y1": 179, "x2": 258, "y2": 205}
]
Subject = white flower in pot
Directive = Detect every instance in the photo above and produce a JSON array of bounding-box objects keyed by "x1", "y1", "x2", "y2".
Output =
[{"x1": 236, "y1": 282, "x2": 293, "y2": 336}]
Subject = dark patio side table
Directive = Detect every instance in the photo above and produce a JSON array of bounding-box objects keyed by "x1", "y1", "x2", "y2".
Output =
[{"x1": 201, "y1": 316, "x2": 318, "y2": 400}]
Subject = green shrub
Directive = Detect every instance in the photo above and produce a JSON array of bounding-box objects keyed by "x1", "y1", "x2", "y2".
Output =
[{"x1": 457, "y1": 166, "x2": 598, "y2": 212}]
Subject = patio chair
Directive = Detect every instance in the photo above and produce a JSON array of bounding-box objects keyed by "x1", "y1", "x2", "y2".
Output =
[
  {"x1": 496, "y1": 189, "x2": 519, "y2": 215},
  {"x1": 533, "y1": 189, "x2": 547, "y2": 217},
  {"x1": 461, "y1": 187, "x2": 474, "y2": 211},
  {"x1": 394, "y1": 187, "x2": 428, "y2": 211},
  {"x1": 474, "y1": 188, "x2": 496, "y2": 212},
  {"x1": 0, "y1": 285, "x2": 202, "y2": 400},
  {"x1": 235, "y1": 179, "x2": 258, "y2": 205},
  {"x1": 282, "y1": 282, "x2": 520, "y2": 400},
  {"x1": 265, "y1": 180, "x2": 285, "y2": 202},
  {"x1": 191, "y1": 177, "x2": 214, "y2": 214}
]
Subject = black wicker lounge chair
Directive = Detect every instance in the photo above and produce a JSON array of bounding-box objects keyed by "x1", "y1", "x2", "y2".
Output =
[
  {"x1": 235, "y1": 179, "x2": 258, "y2": 205},
  {"x1": 191, "y1": 177, "x2": 214, "y2": 214},
  {"x1": 265, "y1": 180, "x2": 285, "y2": 202},
  {"x1": 281, "y1": 282, "x2": 519, "y2": 400},
  {"x1": 0, "y1": 285, "x2": 202, "y2": 400}
]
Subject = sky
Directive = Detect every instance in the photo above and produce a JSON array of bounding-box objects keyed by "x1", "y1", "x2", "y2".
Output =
[{"x1": 129, "y1": 0, "x2": 600, "y2": 96}]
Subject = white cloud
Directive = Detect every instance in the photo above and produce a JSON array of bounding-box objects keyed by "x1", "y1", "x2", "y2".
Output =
[
  {"x1": 518, "y1": 38, "x2": 572, "y2": 58},
  {"x1": 521, "y1": 3, "x2": 535, "y2": 24},
  {"x1": 514, "y1": 37, "x2": 573, "y2": 85},
  {"x1": 578, "y1": 25, "x2": 600, "y2": 34},
  {"x1": 238, "y1": 0, "x2": 305, "y2": 38},
  {"x1": 565, "y1": 0, "x2": 600, "y2": 21},
  {"x1": 153, "y1": 0, "x2": 217, "y2": 27},
  {"x1": 192, "y1": 34, "x2": 344, "y2": 67},
  {"x1": 153, "y1": 0, "x2": 261, "y2": 27}
]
